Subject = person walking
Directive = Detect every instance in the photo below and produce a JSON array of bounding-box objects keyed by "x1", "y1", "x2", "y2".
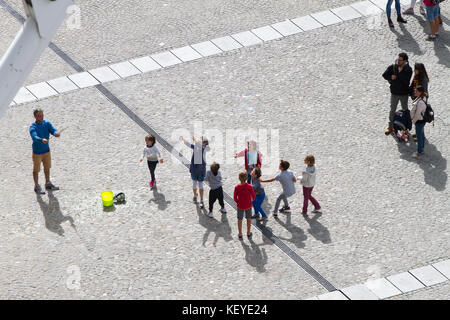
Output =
[
  {"x1": 386, "y1": 0, "x2": 408, "y2": 28},
  {"x1": 410, "y1": 86, "x2": 428, "y2": 158},
  {"x1": 139, "y1": 134, "x2": 163, "y2": 190},
  {"x1": 423, "y1": 0, "x2": 441, "y2": 40},
  {"x1": 181, "y1": 136, "x2": 209, "y2": 209},
  {"x1": 233, "y1": 171, "x2": 256, "y2": 240},
  {"x1": 300, "y1": 155, "x2": 322, "y2": 215},
  {"x1": 29, "y1": 107, "x2": 61, "y2": 194},
  {"x1": 382, "y1": 52, "x2": 413, "y2": 135},
  {"x1": 403, "y1": 0, "x2": 426, "y2": 16},
  {"x1": 234, "y1": 140, "x2": 262, "y2": 183},
  {"x1": 205, "y1": 162, "x2": 227, "y2": 218}
]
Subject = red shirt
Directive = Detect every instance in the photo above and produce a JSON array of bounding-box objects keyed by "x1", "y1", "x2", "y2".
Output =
[{"x1": 234, "y1": 183, "x2": 256, "y2": 210}]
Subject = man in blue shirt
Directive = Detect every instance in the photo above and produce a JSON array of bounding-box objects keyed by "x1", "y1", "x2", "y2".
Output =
[{"x1": 29, "y1": 108, "x2": 61, "y2": 194}]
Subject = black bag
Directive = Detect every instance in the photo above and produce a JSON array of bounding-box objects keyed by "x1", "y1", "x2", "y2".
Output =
[{"x1": 422, "y1": 99, "x2": 434, "y2": 124}]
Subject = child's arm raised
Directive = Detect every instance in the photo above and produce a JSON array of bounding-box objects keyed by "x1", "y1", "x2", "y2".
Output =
[
  {"x1": 234, "y1": 150, "x2": 245, "y2": 158},
  {"x1": 260, "y1": 178, "x2": 275, "y2": 183}
]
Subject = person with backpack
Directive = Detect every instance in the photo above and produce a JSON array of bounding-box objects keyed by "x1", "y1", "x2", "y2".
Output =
[
  {"x1": 382, "y1": 53, "x2": 413, "y2": 135},
  {"x1": 409, "y1": 63, "x2": 430, "y2": 141},
  {"x1": 410, "y1": 86, "x2": 428, "y2": 158}
]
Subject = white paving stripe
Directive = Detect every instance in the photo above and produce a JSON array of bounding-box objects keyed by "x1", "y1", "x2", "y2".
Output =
[
  {"x1": 10, "y1": 0, "x2": 428, "y2": 106},
  {"x1": 310, "y1": 10, "x2": 343, "y2": 26},
  {"x1": 305, "y1": 258, "x2": 450, "y2": 300},
  {"x1": 271, "y1": 20, "x2": 303, "y2": 36},
  {"x1": 171, "y1": 46, "x2": 203, "y2": 62},
  {"x1": 109, "y1": 61, "x2": 141, "y2": 78},
  {"x1": 88, "y1": 66, "x2": 121, "y2": 83},
  {"x1": 26, "y1": 82, "x2": 58, "y2": 99}
]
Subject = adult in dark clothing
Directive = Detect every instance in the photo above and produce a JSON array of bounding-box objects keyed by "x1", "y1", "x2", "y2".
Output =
[{"x1": 382, "y1": 52, "x2": 413, "y2": 135}]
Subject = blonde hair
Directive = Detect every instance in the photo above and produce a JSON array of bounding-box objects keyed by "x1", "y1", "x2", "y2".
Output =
[
  {"x1": 304, "y1": 154, "x2": 315, "y2": 166},
  {"x1": 238, "y1": 170, "x2": 248, "y2": 183}
]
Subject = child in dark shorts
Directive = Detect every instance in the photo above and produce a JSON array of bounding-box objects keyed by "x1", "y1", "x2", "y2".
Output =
[{"x1": 233, "y1": 171, "x2": 256, "y2": 240}]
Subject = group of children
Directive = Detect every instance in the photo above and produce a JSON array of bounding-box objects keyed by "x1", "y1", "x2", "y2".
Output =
[{"x1": 140, "y1": 135, "x2": 322, "y2": 240}]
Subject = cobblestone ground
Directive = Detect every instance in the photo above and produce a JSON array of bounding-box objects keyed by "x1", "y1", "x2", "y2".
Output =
[{"x1": 0, "y1": 1, "x2": 449, "y2": 299}]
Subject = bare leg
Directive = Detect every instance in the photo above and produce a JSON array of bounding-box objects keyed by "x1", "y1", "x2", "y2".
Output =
[
  {"x1": 33, "y1": 172, "x2": 39, "y2": 186},
  {"x1": 246, "y1": 218, "x2": 251, "y2": 235},
  {"x1": 44, "y1": 169, "x2": 50, "y2": 184},
  {"x1": 193, "y1": 188, "x2": 197, "y2": 197},
  {"x1": 237, "y1": 220, "x2": 243, "y2": 236},
  {"x1": 199, "y1": 188, "x2": 204, "y2": 201}
]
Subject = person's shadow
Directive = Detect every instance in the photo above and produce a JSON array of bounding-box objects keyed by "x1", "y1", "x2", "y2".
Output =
[
  {"x1": 274, "y1": 212, "x2": 307, "y2": 249},
  {"x1": 36, "y1": 191, "x2": 75, "y2": 236},
  {"x1": 392, "y1": 22, "x2": 423, "y2": 56},
  {"x1": 396, "y1": 140, "x2": 447, "y2": 191},
  {"x1": 240, "y1": 238, "x2": 268, "y2": 273},
  {"x1": 302, "y1": 212, "x2": 331, "y2": 244},
  {"x1": 196, "y1": 204, "x2": 233, "y2": 246},
  {"x1": 149, "y1": 187, "x2": 171, "y2": 210}
]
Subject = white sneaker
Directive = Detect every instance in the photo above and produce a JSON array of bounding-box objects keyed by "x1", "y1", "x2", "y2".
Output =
[
  {"x1": 200, "y1": 201, "x2": 205, "y2": 209},
  {"x1": 206, "y1": 211, "x2": 213, "y2": 218},
  {"x1": 219, "y1": 207, "x2": 227, "y2": 214}
]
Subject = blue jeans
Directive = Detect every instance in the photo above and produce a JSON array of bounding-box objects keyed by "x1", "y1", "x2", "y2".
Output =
[
  {"x1": 386, "y1": 0, "x2": 401, "y2": 18},
  {"x1": 252, "y1": 193, "x2": 267, "y2": 217},
  {"x1": 415, "y1": 122, "x2": 425, "y2": 154}
]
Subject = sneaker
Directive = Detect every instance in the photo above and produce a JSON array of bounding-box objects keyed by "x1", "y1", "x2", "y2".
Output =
[
  {"x1": 403, "y1": 8, "x2": 414, "y2": 15},
  {"x1": 219, "y1": 207, "x2": 227, "y2": 214},
  {"x1": 279, "y1": 206, "x2": 290, "y2": 213},
  {"x1": 397, "y1": 15, "x2": 407, "y2": 23},
  {"x1": 150, "y1": 180, "x2": 154, "y2": 188},
  {"x1": 426, "y1": 34, "x2": 437, "y2": 41},
  {"x1": 200, "y1": 201, "x2": 205, "y2": 209},
  {"x1": 273, "y1": 213, "x2": 278, "y2": 218},
  {"x1": 34, "y1": 184, "x2": 45, "y2": 194},
  {"x1": 412, "y1": 152, "x2": 422, "y2": 158},
  {"x1": 312, "y1": 209, "x2": 322, "y2": 214},
  {"x1": 388, "y1": 18, "x2": 394, "y2": 28},
  {"x1": 251, "y1": 214, "x2": 260, "y2": 219},
  {"x1": 258, "y1": 216, "x2": 268, "y2": 222},
  {"x1": 384, "y1": 125, "x2": 392, "y2": 135},
  {"x1": 206, "y1": 211, "x2": 213, "y2": 218},
  {"x1": 420, "y1": 6, "x2": 426, "y2": 16},
  {"x1": 247, "y1": 232, "x2": 253, "y2": 239},
  {"x1": 193, "y1": 196, "x2": 197, "y2": 203},
  {"x1": 45, "y1": 182, "x2": 59, "y2": 191}
]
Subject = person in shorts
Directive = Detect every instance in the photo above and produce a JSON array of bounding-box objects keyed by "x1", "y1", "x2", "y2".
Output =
[
  {"x1": 29, "y1": 108, "x2": 61, "y2": 194},
  {"x1": 423, "y1": 0, "x2": 441, "y2": 40},
  {"x1": 233, "y1": 171, "x2": 256, "y2": 240},
  {"x1": 182, "y1": 136, "x2": 209, "y2": 209}
]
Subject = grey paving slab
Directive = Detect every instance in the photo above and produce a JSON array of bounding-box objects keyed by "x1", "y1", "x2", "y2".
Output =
[
  {"x1": 109, "y1": 61, "x2": 141, "y2": 78},
  {"x1": 369, "y1": 0, "x2": 389, "y2": 10},
  {"x1": 129, "y1": 56, "x2": 162, "y2": 73},
  {"x1": 47, "y1": 77, "x2": 79, "y2": 94},
  {"x1": 291, "y1": 15, "x2": 323, "y2": 31},
  {"x1": 231, "y1": 31, "x2": 263, "y2": 47},
  {"x1": 13, "y1": 87, "x2": 36, "y2": 104},
  {"x1": 409, "y1": 266, "x2": 448, "y2": 286},
  {"x1": 341, "y1": 284, "x2": 379, "y2": 300},
  {"x1": 387, "y1": 272, "x2": 425, "y2": 293},
  {"x1": 271, "y1": 20, "x2": 303, "y2": 36},
  {"x1": 387, "y1": 281, "x2": 450, "y2": 300},
  {"x1": 88, "y1": 66, "x2": 121, "y2": 83},
  {"x1": 67, "y1": 72, "x2": 100, "y2": 89},
  {"x1": 26, "y1": 82, "x2": 58, "y2": 100},
  {"x1": 432, "y1": 260, "x2": 450, "y2": 280},
  {"x1": 170, "y1": 46, "x2": 203, "y2": 62},
  {"x1": 317, "y1": 291, "x2": 348, "y2": 300},
  {"x1": 310, "y1": 10, "x2": 343, "y2": 27},
  {"x1": 190, "y1": 41, "x2": 223, "y2": 57},
  {"x1": 351, "y1": 1, "x2": 383, "y2": 16},
  {"x1": 211, "y1": 36, "x2": 243, "y2": 52},
  {"x1": 251, "y1": 26, "x2": 283, "y2": 42},
  {"x1": 331, "y1": 6, "x2": 363, "y2": 21},
  {"x1": 150, "y1": 51, "x2": 183, "y2": 68},
  {"x1": 365, "y1": 278, "x2": 402, "y2": 299}
]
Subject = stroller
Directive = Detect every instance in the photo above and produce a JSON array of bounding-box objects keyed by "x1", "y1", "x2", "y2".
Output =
[{"x1": 392, "y1": 109, "x2": 412, "y2": 142}]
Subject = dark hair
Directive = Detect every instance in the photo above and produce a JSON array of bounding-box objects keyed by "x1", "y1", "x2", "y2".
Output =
[
  {"x1": 304, "y1": 154, "x2": 315, "y2": 166},
  {"x1": 414, "y1": 63, "x2": 429, "y2": 85},
  {"x1": 145, "y1": 134, "x2": 156, "y2": 144},
  {"x1": 398, "y1": 52, "x2": 408, "y2": 62},
  {"x1": 33, "y1": 107, "x2": 43, "y2": 116},
  {"x1": 279, "y1": 160, "x2": 290, "y2": 170},
  {"x1": 254, "y1": 167, "x2": 262, "y2": 178},
  {"x1": 210, "y1": 162, "x2": 220, "y2": 176},
  {"x1": 415, "y1": 85, "x2": 426, "y2": 98}
]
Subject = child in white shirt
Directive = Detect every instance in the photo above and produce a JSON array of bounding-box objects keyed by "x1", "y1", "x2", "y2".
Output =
[{"x1": 139, "y1": 134, "x2": 163, "y2": 189}]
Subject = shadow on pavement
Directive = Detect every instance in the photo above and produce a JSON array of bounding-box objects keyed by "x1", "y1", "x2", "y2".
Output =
[
  {"x1": 302, "y1": 212, "x2": 331, "y2": 244},
  {"x1": 240, "y1": 238, "x2": 268, "y2": 273},
  {"x1": 196, "y1": 203, "x2": 233, "y2": 246},
  {"x1": 396, "y1": 140, "x2": 448, "y2": 191},
  {"x1": 274, "y1": 212, "x2": 307, "y2": 249},
  {"x1": 149, "y1": 186, "x2": 171, "y2": 210},
  {"x1": 390, "y1": 22, "x2": 423, "y2": 56},
  {"x1": 36, "y1": 191, "x2": 75, "y2": 236}
]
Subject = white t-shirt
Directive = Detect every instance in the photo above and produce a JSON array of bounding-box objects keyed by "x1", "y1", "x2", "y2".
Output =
[{"x1": 143, "y1": 145, "x2": 162, "y2": 161}]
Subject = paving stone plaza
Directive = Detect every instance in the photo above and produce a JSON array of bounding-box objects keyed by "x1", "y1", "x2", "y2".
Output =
[{"x1": 0, "y1": 0, "x2": 449, "y2": 300}]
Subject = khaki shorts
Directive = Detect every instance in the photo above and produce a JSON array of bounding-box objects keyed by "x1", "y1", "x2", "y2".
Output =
[{"x1": 32, "y1": 151, "x2": 51, "y2": 173}]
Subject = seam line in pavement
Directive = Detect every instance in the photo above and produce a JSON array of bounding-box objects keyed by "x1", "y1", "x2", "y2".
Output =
[
  {"x1": 5, "y1": 0, "x2": 409, "y2": 105},
  {"x1": 1, "y1": 0, "x2": 337, "y2": 292}
]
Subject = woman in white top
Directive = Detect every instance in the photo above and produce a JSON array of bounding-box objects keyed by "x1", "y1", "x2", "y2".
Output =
[{"x1": 410, "y1": 86, "x2": 427, "y2": 158}]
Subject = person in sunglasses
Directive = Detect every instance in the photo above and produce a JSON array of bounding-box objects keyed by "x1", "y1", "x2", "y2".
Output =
[{"x1": 29, "y1": 107, "x2": 61, "y2": 194}]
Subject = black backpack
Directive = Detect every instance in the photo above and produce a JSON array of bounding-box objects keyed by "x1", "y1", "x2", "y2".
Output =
[{"x1": 422, "y1": 98, "x2": 434, "y2": 124}]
